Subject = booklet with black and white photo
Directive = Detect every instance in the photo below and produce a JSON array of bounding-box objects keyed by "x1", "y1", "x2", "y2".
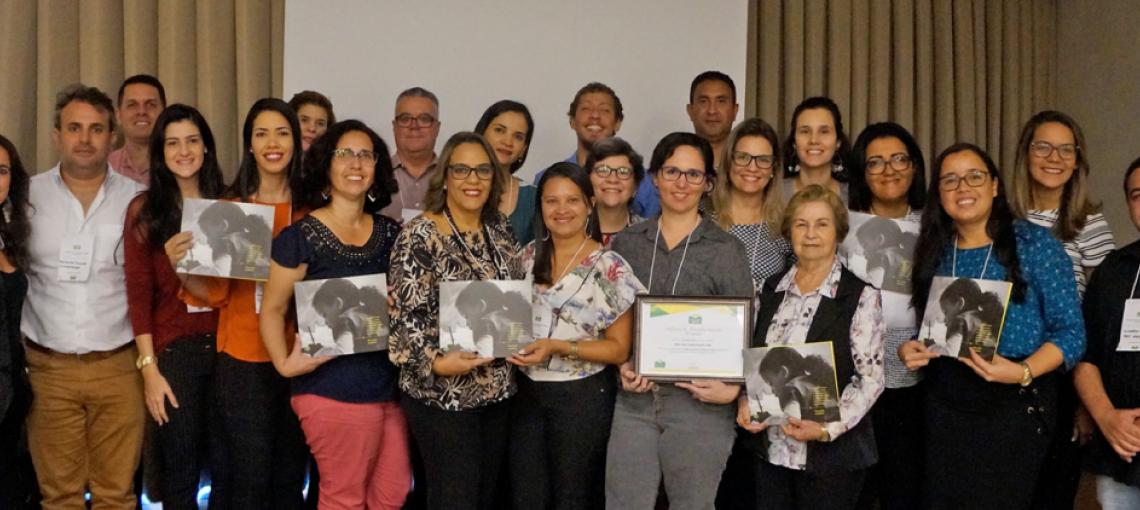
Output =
[
  {"x1": 439, "y1": 280, "x2": 533, "y2": 358},
  {"x1": 918, "y1": 276, "x2": 1012, "y2": 361},
  {"x1": 175, "y1": 198, "x2": 275, "y2": 281},
  {"x1": 295, "y1": 274, "x2": 390, "y2": 356},
  {"x1": 840, "y1": 212, "x2": 920, "y2": 294},
  {"x1": 743, "y1": 342, "x2": 841, "y2": 426}
]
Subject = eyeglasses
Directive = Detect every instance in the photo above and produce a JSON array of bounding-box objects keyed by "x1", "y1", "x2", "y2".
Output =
[
  {"x1": 659, "y1": 166, "x2": 707, "y2": 184},
  {"x1": 732, "y1": 151, "x2": 775, "y2": 170},
  {"x1": 448, "y1": 164, "x2": 495, "y2": 181},
  {"x1": 331, "y1": 148, "x2": 380, "y2": 164},
  {"x1": 592, "y1": 165, "x2": 634, "y2": 179},
  {"x1": 394, "y1": 113, "x2": 437, "y2": 128},
  {"x1": 1030, "y1": 141, "x2": 1078, "y2": 160},
  {"x1": 865, "y1": 153, "x2": 913, "y2": 175},
  {"x1": 938, "y1": 170, "x2": 990, "y2": 191}
]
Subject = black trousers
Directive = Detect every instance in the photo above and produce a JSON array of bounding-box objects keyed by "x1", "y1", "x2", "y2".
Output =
[
  {"x1": 155, "y1": 335, "x2": 223, "y2": 510},
  {"x1": 213, "y1": 353, "x2": 308, "y2": 510},
  {"x1": 401, "y1": 393, "x2": 510, "y2": 510},
  {"x1": 508, "y1": 368, "x2": 616, "y2": 510},
  {"x1": 1029, "y1": 370, "x2": 1083, "y2": 509},
  {"x1": 0, "y1": 369, "x2": 39, "y2": 509},
  {"x1": 855, "y1": 383, "x2": 924, "y2": 510},
  {"x1": 755, "y1": 460, "x2": 867, "y2": 510},
  {"x1": 923, "y1": 359, "x2": 1057, "y2": 510}
]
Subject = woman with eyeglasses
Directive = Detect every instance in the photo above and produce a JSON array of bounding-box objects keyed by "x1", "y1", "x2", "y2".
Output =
[
  {"x1": 847, "y1": 122, "x2": 927, "y2": 510},
  {"x1": 586, "y1": 136, "x2": 646, "y2": 245},
  {"x1": 604, "y1": 132, "x2": 754, "y2": 509},
  {"x1": 259, "y1": 120, "x2": 410, "y2": 508},
  {"x1": 898, "y1": 144, "x2": 1085, "y2": 509},
  {"x1": 1006, "y1": 111, "x2": 1115, "y2": 508},
  {"x1": 174, "y1": 98, "x2": 309, "y2": 508},
  {"x1": 708, "y1": 117, "x2": 792, "y2": 292},
  {"x1": 474, "y1": 100, "x2": 538, "y2": 245},
  {"x1": 123, "y1": 105, "x2": 226, "y2": 509},
  {"x1": 389, "y1": 132, "x2": 523, "y2": 510},
  {"x1": 781, "y1": 97, "x2": 852, "y2": 204},
  {"x1": 506, "y1": 162, "x2": 645, "y2": 510}
]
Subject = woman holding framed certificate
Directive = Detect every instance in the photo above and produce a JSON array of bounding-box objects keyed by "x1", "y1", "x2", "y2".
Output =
[
  {"x1": 506, "y1": 162, "x2": 645, "y2": 510},
  {"x1": 737, "y1": 185, "x2": 885, "y2": 510},
  {"x1": 604, "y1": 132, "x2": 754, "y2": 509},
  {"x1": 388, "y1": 131, "x2": 523, "y2": 510},
  {"x1": 899, "y1": 144, "x2": 1085, "y2": 509}
]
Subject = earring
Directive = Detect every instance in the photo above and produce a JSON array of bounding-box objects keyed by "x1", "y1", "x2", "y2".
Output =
[
  {"x1": 543, "y1": 230, "x2": 551, "y2": 242},
  {"x1": 321, "y1": 191, "x2": 330, "y2": 201},
  {"x1": 442, "y1": 183, "x2": 447, "y2": 190},
  {"x1": 367, "y1": 192, "x2": 376, "y2": 202},
  {"x1": 583, "y1": 216, "x2": 590, "y2": 233},
  {"x1": 833, "y1": 161, "x2": 845, "y2": 175}
]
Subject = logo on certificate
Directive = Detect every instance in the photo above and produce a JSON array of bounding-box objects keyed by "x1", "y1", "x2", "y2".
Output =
[
  {"x1": 688, "y1": 315, "x2": 702, "y2": 325},
  {"x1": 655, "y1": 360, "x2": 666, "y2": 368}
]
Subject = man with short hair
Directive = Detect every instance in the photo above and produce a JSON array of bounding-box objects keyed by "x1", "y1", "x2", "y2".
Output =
[
  {"x1": 23, "y1": 83, "x2": 145, "y2": 508},
  {"x1": 380, "y1": 86, "x2": 441, "y2": 223},
  {"x1": 687, "y1": 71, "x2": 739, "y2": 169},
  {"x1": 108, "y1": 74, "x2": 166, "y2": 186}
]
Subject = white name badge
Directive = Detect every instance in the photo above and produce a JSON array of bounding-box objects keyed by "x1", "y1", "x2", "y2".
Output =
[
  {"x1": 401, "y1": 208, "x2": 423, "y2": 223},
  {"x1": 187, "y1": 304, "x2": 213, "y2": 314},
  {"x1": 254, "y1": 282, "x2": 265, "y2": 315},
  {"x1": 57, "y1": 235, "x2": 95, "y2": 282},
  {"x1": 1118, "y1": 299, "x2": 1140, "y2": 351}
]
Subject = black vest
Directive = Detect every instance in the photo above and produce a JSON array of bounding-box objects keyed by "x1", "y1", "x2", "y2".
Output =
[{"x1": 740, "y1": 267, "x2": 879, "y2": 475}]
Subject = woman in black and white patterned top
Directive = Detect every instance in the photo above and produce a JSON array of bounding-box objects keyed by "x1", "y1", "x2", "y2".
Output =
[{"x1": 1007, "y1": 110, "x2": 1116, "y2": 509}]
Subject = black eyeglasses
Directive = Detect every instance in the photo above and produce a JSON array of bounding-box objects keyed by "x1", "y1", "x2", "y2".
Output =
[
  {"x1": 659, "y1": 166, "x2": 707, "y2": 184},
  {"x1": 1030, "y1": 141, "x2": 1078, "y2": 160},
  {"x1": 395, "y1": 113, "x2": 436, "y2": 128},
  {"x1": 731, "y1": 151, "x2": 775, "y2": 170},
  {"x1": 448, "y1": 164, "x2": 494, "y2": 181},
  {"x1": 865, "y1": 153, "x2": 913, "y2": 175},
  {"x1": 592, "y1": 165, "x2": 634, "y2": 179},
  {"x1": 938, "y1": 170, "x2": 989, "y2": 191},
  {"x1": 331, "y1": 148, "x2": 380, "y2": 164}
]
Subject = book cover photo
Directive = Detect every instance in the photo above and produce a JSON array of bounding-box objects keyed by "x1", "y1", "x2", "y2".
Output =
[
  {"x1": 439, "y1": 280, "x2": 533, "y2": 358},
  {"x1": 175, "y1": 198, "x2": 275, "y2": 281},
  {"x1": 295, "y1": 274, "x2": 390, "y2": 356},
  {"x1": 743, "y1": 342, "x2": 841, "y2": 426}
]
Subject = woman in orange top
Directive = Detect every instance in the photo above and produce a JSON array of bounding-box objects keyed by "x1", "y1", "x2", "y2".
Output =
[{"x1": 174, "y1": 98, "x2": 310, "y2": 509}]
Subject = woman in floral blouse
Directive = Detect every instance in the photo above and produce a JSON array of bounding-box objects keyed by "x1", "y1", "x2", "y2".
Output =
[
  {"x1": 737, "y1": 185, "x2": 884, "y2": 510},
  {"x1": 506, "y1": 162, "x2": 645, "y2": 510},
  {"x1": 388, "y1": 131, "x2": 523, "y2": 510}
]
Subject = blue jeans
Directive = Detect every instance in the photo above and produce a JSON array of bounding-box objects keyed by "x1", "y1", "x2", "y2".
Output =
[
  {"x1": 605, "y1": 384, "x2": 735, "y2": 510},
  {"x1": 1097, "y1": 475, "x2": 1140, "y2": 510}
]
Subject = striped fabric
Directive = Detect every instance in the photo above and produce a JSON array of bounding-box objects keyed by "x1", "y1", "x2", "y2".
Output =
[{"x1": 1026, "y1": 210, "x2": 1116, "y2": 297}]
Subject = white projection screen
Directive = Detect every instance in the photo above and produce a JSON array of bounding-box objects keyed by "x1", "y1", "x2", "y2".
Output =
[{"x1": 283, "y1": 0, "x2": 749, "y2": 182}]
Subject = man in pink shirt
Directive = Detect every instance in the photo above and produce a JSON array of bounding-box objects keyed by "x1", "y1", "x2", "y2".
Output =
[{"x1": 107, "y1": 74, "x2": 166, "y2": 186}]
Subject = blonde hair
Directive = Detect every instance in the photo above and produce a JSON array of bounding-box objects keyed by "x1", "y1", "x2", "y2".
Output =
[
  {"x1": 710, "y1": 118, "x2": 785, "y2": 234},
  {"x1": 781, "y1": 184, "x2": 849, "y2": 242}
]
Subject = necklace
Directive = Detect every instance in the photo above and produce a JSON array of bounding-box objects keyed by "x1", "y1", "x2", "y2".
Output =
[
  {"x1": 648, "y1": 216, "x2": 700, "y2": 295},
  {"x1": 554, "y1": 236, "x2": 589, "y2": 284},
  {"x1": 952, "y1": 235, "x2": 993, "y2": 279}
]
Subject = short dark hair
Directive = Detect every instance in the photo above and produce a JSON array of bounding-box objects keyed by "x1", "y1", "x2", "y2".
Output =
[
  {"x1": 396, "y1": 87, "x2": 439, "y2": 108},
  {"x1": 689, "y1": 71, "x2": 737, "y2": 104},
  {"x1": 117, "y1": 74, "x2": 167, "y2": 107},
  {"x1": 474, "y1": 100, "x2": 535, "y2": 173},
  {"x1": 782, "y1": 96, "x2": 852, "y2": 181},
  {"x1": 568, "y1": 82, "x2": 624, "y2": 121},
  {"x1": 54, "y1": 83, "x2": 116, "y2": 133},
  {"x1": 288, "y1": 90, "x2": 336, "y2": 125},
  {"x1": 1124, "y1": 155, "x2": 1140, "y2": 196},
  {"x1": 649, "y1": 132, "x2": 715, "y2": 187},
  {"x1": 230, "y1": 98, "x2": 305, "y2": 201},
  {"x1": 849, "y1": 122, "x2": 927, "y2": 212},
  {"x1": 584, "y1": 137, "x2": 645, "y2": 187},
  {"x1": 301, "y1": 119, "x2": 398, "y2": 214}
]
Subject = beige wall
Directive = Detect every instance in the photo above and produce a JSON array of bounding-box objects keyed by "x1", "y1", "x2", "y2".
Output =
[{"x1": 1057, "y1": 0, "x2": 1140, "y2": 245}]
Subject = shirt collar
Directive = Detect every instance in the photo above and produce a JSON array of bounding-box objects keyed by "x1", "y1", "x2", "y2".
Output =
[
  {"x1": 775, "y1": 257, "x2": 843, "y2": 298},
  {"x1": 637, "y1": 215, "x2": 717, "y2": 244},
  {"x1": 392, "y1": 153, "x2": 438, "y2": 176}
]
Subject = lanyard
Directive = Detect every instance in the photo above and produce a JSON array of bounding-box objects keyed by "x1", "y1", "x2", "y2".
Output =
[
  {"x1": 444, "y1": 208, "x2": 508, "y2": 280},
  {"x1": 951, "y1": 236, "x2": 993, "y2": 279},
  {"x1": 1129, "y1": 264, "x2": 1140, "y2": 299},
  {"x1": 648, "y1": 217, "x2": 699, "y2": 295}
]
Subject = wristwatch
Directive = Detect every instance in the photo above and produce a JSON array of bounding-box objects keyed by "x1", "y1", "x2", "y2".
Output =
[
  {"x1": 136, "y1": 355, "x2": 156, "y2": 371},
  {"x1": 818, "y1": 427, "x2": 831, "y2": 443},
  {"x1": 1018, "y1": 361, "x2": 1034, "y2": 387},
  {"x1": 566, "y1": 341, "x2": 580, "y2": 360}
]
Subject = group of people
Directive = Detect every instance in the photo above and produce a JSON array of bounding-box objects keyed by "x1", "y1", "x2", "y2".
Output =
[{"x1": 0, "y1": 68, "x2": 1137, "y2": 510}]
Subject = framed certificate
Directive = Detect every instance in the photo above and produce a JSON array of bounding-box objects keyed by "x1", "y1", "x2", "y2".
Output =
[{"x1": 633, "y1": 295, "x2": 752, "y2": 382}]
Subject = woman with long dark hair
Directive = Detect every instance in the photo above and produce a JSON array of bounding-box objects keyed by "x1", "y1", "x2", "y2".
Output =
[
  {"x1": 175, "y1": 98, "x2": 309, "y2": 508},
  {"x1": 0, "y1": 134, "x2": 36, "y2": 508},
  {"x1": 507, "y1": 162, "x2": 644, "y2": 509},
  {"x1": 388, "y1": 131, "x2": 523, "y2": 509},
  {"x1": 475, "y1": 100, "x2": 538, "y2": 244},
  {"x1": 259, "y1": 120, "x2": 410, "y2": 508},
  {"x1": 899, "y1": 144, "x2": 1085, "y2": 509},
  {"x1": 123, "y1": 105, "x2": 226, "y2": 509},
  {"x1": 781, "y1": 97, "x2": 852, "y2": 203},
  {"x1": 847, "y1": 122, "x2": 926, "y2": 510}
]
